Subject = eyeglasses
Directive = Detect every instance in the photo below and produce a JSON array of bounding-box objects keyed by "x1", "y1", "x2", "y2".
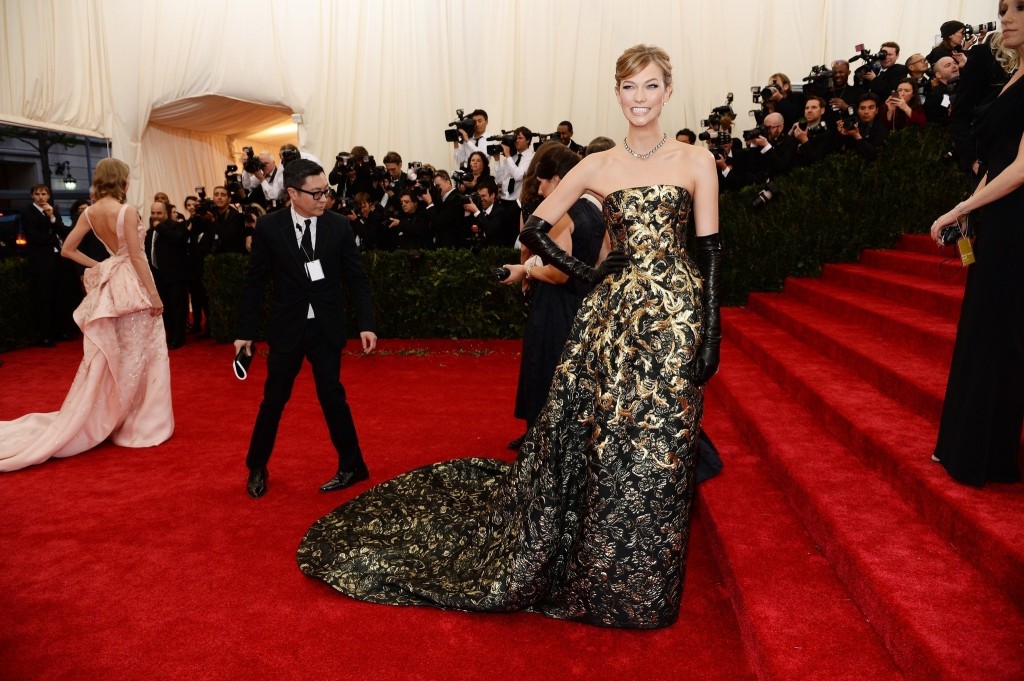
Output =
[{"x1": 295, "y1": 187, "x2": 330, "y2": 201}]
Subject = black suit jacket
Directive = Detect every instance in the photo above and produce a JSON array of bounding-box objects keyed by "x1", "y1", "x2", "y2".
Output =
[
  {"x1": 145, "y1": 220, "x2": 190, "y2": 283},
  {"x1": 236, "y1": 209, "x2": 376, "y2": 352},
  {"x1": 429, "y1": 191, "x2": 469, "y2": 248},
  {"x1": 868, "y1": 65, "x2": 910, "y2": 99},
  {"x1": 21, "y1": 205, "x2": 66, "y2": 259}
]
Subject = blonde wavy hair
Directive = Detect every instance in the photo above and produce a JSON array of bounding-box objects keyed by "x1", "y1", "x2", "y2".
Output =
[
  {"x1": 989, "y1": 31, "x2": 1020, "y2": 74},
  {"x1": 615, "y1": 44, "x2": 673, "y2": 88},
  {"x1": 92, "y1": 158, "x2": 129, "y2": 203}
]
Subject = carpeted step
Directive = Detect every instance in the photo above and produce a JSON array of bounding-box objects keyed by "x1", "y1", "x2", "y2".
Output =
[
  {"x1": 895, "y1": 233, "x2": 960, "y2": 257},
  {"x1": 859, "y1": 248, "x2": 969, "y2": 285},
  {"x1": 724, "y1": 308, "x2": 1024, "y2": 615},
  {"x1": 698, "y1": 396, "x2": 904, "y2": 681},
  {"x1": 821, "y1": 263, "x2": 963, "y2": 320},
  {"x1": 746, "y1": 292, "x2": 946, "y2": 420},
  {"x1": 712, "y1": 335, "x2": 1024, "y2": 681},
  {"x1": 781, "y1": 277, "x2": 957, "y2": 377}
]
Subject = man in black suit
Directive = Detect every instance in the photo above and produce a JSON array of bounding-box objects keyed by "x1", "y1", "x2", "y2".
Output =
[
  {"x1": 210, "y1": 185, "x2": 246, "y2": 254},
  {"x1": 791, "y1": 96, "x2": 838, "y2": 167},
  {"x1": 837, "y1": 93, "x2": 889, "y2": 161},
  {"x1": 21, "y1": 184, "x2": 70, "y2": 346},
  {"x1": 234, "y1": 159, "x2": 377, "y2": 498},
  {"x1": 463, "y1": 179, "x2": 512, "y2": 247},
  {"x1": 864, "y1": 42, "x2": 910, "y2": 99},
  {"x1": 424, "y1": 169, "x2": 468, "y2": 248},
  {"x1": 145, "y1": 200, "x2": 190, "y2": 348}
]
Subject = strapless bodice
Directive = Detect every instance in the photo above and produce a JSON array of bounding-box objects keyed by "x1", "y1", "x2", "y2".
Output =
[{"x1": 602, "y1": 185, "x2": 692, "y2": 258}]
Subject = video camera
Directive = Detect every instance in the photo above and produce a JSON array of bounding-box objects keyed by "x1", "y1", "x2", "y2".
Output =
[
  {"x1": 532, "y1": 131, "x2": 559, "y2": 151},
  {"x1": 241, "y1": 146, "x2": 263, "y2": 174},
  {"x1": 849, "y1": 44, "x2": 888, "y2": 84},
  {"x1": 802, "y1": 65, "x2": 835, "y2": 97},
  {"x1": 487, "y1": 131, "x2": 517, "y2": 156},
  {"x1": 445, "y1": 109, "x2": 476, "y2": 143}
]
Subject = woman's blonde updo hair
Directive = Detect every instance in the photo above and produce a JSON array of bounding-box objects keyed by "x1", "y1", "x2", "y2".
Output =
[
  {"x1": 990, "y1": 31, "x2": 1021, "y2": 74},
  {"x1": 92, "y1": 158, "x2": 130, "y2": 203},
  {"x1": 615, "y1": 44, "x2": 673, "y2": 88}
]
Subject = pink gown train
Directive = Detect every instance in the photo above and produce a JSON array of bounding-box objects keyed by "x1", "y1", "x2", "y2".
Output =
[{"x1": 0, "y1": 204, "x2": 174, "y2": 472}]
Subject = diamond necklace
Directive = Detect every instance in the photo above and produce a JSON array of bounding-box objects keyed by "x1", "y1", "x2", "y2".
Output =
[{"x1": 623, "y1": 133, "x2": 668, "y2": 160}]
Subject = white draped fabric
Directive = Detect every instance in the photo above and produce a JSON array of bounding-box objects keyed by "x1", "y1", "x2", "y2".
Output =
[{"x1": 0, "y1": 0, "x2": 995, "y2": 208}]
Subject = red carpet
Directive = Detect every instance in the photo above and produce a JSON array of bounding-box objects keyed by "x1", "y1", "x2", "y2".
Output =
[
  {"x1": 0, "y1": 339, "x2": 752, "y2": 680},
  {"x1": 3, "y1": 234, "x2": 1022, "y2": 680},
  {"x1": 700, "y1": 234, "x2": 1024, "y2": 680}
]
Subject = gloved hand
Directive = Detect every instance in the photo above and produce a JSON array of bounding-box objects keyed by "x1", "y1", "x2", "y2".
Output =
[
  {"x1": 692, "y1": 233, "x2": 722, "y2": 386},
  {"x1": 519, "y1": 215, "x2": 628, "y2": 285}
]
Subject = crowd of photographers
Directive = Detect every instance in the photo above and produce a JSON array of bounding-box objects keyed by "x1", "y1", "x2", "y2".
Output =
[{"x1": 685, "y1": 19, "x2": 1000, "y2": 205}]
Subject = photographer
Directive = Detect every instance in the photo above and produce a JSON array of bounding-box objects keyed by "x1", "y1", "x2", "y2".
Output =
[
  {"x1": 925, "y1": 55, "x2": 960, "y2": 124},
  {"x1": 791, "y1": 96, "x2": 837, "y2": 166},
  {"x1": 463, "y1": 178, "x2": 511, "y2": 247},
  {"x1": 824, "y1": 60, "x2": 865, "y2": 127},
  {"x1": 708, "y1": 117, "x2": 750, "y2": 192},
  {"x1": 837, "y1": 93, "x2": 889, "y2": 160},
  {"x1": 759, "y1": 73, "x2": 804, "y2": 129},
  {"x1": 905, "y1": 53, "x2": 932, "y2": 104},
  {"x1": 926, "y1": 21, "x2": 973, "y2": 66},
  {"x1": 350, "y1": 191, "x2": 386, "y2": 251},
  {"x1": 242, "y1": 151, "x2": 284, "y2": 206},
  {"x1": 454, "y1": 109, "x2": 490, "y2": 166},
  {"x1": 377, "y1": 151, "x2": 409, "y2": 208},
  {"x1": 423, "y1": 169, "x2": 469, "y2": 248},
  {"x1": 186, "y1": 198, "x2": 217, "y2": 335},
  {"x1": 885, "y1": 79, "x2": 927, "y2": 129},
  {"x1": 386, "y1": 189, "x2": 432, "y2": 251},
  {"x1": 745, "y1": 112, "x2": 795, "y2": 177},
  {"x1": 494, "y1": 126, "x2": 535, "y2": 239},
  {"x1": 864, "y1": 42, "x2": 910, "y2": 99}
]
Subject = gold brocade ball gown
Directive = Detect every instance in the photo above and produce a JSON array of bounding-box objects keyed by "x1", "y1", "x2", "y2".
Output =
[{"x1": 298, "y1": 185, "x2": 705, "y2": 629}]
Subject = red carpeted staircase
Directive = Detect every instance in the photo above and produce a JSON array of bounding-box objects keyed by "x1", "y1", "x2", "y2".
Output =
[{"x1": 699, "y1": 234, "x2": 1024, "y2": 680}]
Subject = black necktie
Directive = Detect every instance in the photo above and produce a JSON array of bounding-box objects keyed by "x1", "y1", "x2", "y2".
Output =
[
  {"x1": 508, "y1": 154, "x2": 522, "y2": 193},
  {"x1": 299, "y1": 219, "x2": 312, "y2": 259}
]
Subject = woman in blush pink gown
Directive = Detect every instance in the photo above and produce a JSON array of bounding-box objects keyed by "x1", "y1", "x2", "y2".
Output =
[{"x1": 0, "y1": 158, "x2": 173, "y2": 473}]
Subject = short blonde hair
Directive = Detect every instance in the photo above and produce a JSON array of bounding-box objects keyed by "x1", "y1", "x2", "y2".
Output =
[
  {"x1": 615, "y1": 44, "x2": 673, "y2": 88},
  {"x1": 93, "y1": 158, "x2": 129, "y2": 203}
]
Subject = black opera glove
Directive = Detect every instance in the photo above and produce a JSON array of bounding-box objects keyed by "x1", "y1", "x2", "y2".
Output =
[
  {"x1": 692, "y1": 233, "x2": 722, "y2": 386},
  {"x1": 519, "y1": 216, "x2": 628, "y2": 285}
]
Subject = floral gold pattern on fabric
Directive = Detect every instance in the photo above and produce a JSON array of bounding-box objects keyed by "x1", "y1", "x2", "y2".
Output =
[{"x1": 298, "y1": 185, "x2": 705, "y2": 629}]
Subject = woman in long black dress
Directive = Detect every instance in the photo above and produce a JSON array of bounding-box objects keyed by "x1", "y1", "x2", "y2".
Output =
[
  {"x1": 930, "y1": 10, "x2": 1024, "y2": 486},
  {"x1": 298, "y1": 44, "x2": 721, "y2": 629},
  {"x1": 503, "y1": 144, "x2": 607, "y2": 442}
]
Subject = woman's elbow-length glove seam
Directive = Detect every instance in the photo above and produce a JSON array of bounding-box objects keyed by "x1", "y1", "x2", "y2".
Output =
[
  {"x1": 693, "y1": 233, "x2": 722, "y2": 386},
  {"x1": 519, "y1": 216, "x2": 628, "y2": 285}
]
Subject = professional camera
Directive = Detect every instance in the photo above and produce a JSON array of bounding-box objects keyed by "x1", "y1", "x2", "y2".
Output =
[
  {"x1": 755, "y1": 84, "x2": 781, "y2": 103},
  {"x1": 802, "y1": 65, "x2": 835, "y2": 96},
  {"x1": 698, "y1": 130, "x2": 731, "y2": 145},
  {"x1": 700, "y1": 93, "x2": 736, "y2": 128},
  {"x1": 451, "y1": 168, "x2": 470, "y2": 185},
  {"x1": 849, "y1": 44, "x2": 888, "y2": 85},
  {"x1": 742, "y1": 125, "x2": 770, "y2": 142},
  {"x1": 224, "y1": 164, "x2": 242, "y2": 185},
  {"x1": 195, "y1": 185, "x2": 207, "y2": 200},
  {"x1": 751, "y1": 179, "x2": 780, "y2": 209},
  {"x1": 487, "y1": 131, "x2": 517, "y2": 156},
  {"x1": 371, "y1": 164, "x2": 389, "y2": 182},
  {"x1": 334, "y1": 152, "x2": 353, "y2": 172},
  {"x1": 462, "y1": 192, "x2": 482, "y2": 211},
  {"x1": 242, "y1": 204, "x2": 262, "y2": 226},
  {"x1": 963, "y1": 22, "x2": 996, "y2": 38},
  {"x1": 839, "y1": 107, "x2": 859, "y2": 132},
  {"x1": 193, "y1": 198, "x2": 217, "y2": 218},
  {"x1": 532, "y1": 131, "x2": 559, "y2": 151},
  {"x1": 445, "y1": 109, "x2": 476, "y2": 143},
  {"x1": 241, "y1": 146, "x2": 263, "y2": 174},
  {"x1": 337, "y1": 197, "x2": 357, "y2": 216}
]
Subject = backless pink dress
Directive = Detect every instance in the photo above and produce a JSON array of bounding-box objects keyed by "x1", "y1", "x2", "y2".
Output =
[{"x1": 0, "y1": 204, "x2": 173, "y2": 472}]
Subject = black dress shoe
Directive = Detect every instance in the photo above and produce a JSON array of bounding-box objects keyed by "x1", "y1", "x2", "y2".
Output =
[
  {"x1": 247, "y1": 467, "x2": 268, "y2": 498},
  {"x1": 507, "y1": 434, "x2": 526, "y2": 450},
  {"x1": 320, "y1": 464, "x2": 369, "y2": 492}
]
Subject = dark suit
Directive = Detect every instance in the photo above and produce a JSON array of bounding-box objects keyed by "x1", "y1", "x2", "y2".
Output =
[
  {"x1": 236, "y1": 208, "x2": 376, "y2": 475},
  {"x1": 187, "y1": 216, "x2": 215, "y2": 332},
  {"x1": 213, "y1": 207, "x2": 246, "y2": 254},
  {"x1": 145, "y1": 219, "x2": 189, "y2": 347},
  {"x1": 21, "y1": 204, "x2": 72, "y2": 341},
  {"x1": 868, "y1": 64, "x2": 910, "y2": 99},
  {"x1": 429, "y1": 190, "x2": 469, "y2": 248}
]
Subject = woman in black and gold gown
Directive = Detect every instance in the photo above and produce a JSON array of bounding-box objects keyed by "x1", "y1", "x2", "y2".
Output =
[
  {"x1": 298, "y1": 44, "x2": 722, "y2": 629},
  {"x1": 930, "y1": 14, "x2": 1024, "y2": 487}
]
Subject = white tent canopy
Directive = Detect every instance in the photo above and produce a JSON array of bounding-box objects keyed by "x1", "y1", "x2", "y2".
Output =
[{"x1": 1, "y1": 0, "x2": 995, "y2": 208}]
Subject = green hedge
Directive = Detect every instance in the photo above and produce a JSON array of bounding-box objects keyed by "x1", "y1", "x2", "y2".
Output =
[{"x1": 0, "y1": 126, "x2": 968, "y2": 350}]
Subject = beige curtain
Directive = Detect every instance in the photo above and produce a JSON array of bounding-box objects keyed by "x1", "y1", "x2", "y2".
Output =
[{"x1": 0, "y1": 0, "x2": 996, "y2": 208}]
